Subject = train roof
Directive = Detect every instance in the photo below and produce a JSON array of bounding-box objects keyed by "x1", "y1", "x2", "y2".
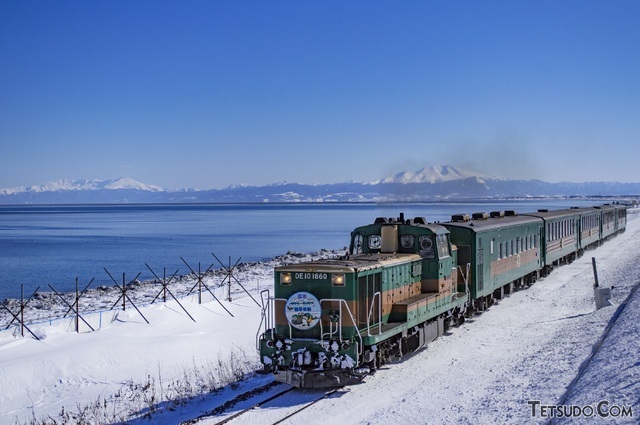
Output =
[
  {"x1": 442, "y1": 212, "x2": 542, "y2": 232},
  {"x1": 521, "y1": 208, "x2": 581, "y2": 220},
  {"x1": 564, "y1": 205, "x2": 615, "y2": 215},
  {"x1": 353, "y1": 214, "x2": 450, "y2": 235},
  {"x1": 276, "y1": 252, "x2": 421, "y2": 273},
  {"x1": 524, "y1": 204, "x2": 624, "y2": 218}
]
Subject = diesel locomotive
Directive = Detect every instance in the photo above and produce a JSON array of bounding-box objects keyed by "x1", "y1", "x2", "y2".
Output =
[{"x1": 257, "y1": 204, "x2": 627, "y2": 388}]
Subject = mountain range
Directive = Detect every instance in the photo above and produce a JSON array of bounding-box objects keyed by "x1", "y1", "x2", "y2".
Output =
[{"x1": 1, "y1": 166, "x2": 638, "y2": 204}]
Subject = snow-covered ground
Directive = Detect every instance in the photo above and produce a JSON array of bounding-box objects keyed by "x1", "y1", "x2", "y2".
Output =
[{"x1": 1, "y1": 212, "x2": 639, "y2": 424}]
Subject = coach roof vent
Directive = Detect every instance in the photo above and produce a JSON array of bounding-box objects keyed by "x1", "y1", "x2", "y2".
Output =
[
  {"x1": 451, "y1": 214, "x2": 470, "y2": 222},
  {"x1": 490, "y1": 211, "x2": 505, "y2": 218},
  {"x1": 472, "y1": 212, "x2": 489, "y2": 220},
  {"x1": 374, "y1": 217, "x2": 389, "y2": 224},
  {"x1": 413, "y1": 217, "x2": 427, "y2": 225},
  {"x1": 504, "y1": 210, "x2": 517, "y2": 216}
]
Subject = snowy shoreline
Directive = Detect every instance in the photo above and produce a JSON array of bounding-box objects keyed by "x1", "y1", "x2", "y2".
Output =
[{"x1": 0, "y1": 248, "x2": 346, "y2": 329}]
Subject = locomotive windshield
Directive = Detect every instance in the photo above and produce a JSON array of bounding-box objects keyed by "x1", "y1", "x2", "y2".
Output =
[{"x1": 351, "y1": 234, "x2": 364, "y2": 255}]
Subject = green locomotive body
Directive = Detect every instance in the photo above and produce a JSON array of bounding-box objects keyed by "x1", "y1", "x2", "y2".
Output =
[{"x1": 257, "y1": 214, "x2": 468, "y2": 388}]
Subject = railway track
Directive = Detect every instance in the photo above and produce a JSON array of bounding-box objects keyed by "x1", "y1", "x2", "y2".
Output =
[{"x1": 183, "y1": 381, "x2": 343, "y2": 425}]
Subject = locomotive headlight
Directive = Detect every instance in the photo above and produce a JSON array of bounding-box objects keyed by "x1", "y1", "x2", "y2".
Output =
[
  {"x1": 332, "y1": 273, "x2": 345, "y2": 286},
  {"x1": 280, "y1": 272, "x2": 292, "y2": 285}
]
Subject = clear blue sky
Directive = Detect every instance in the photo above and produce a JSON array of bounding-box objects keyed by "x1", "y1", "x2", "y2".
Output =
[{"x1": 1, "y1": 1, "x2": 639, "y2": 189}]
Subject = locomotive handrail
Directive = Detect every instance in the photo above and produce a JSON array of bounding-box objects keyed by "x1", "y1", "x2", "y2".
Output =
[
  {"x1": 255, "y1": 289, "x2": 273, "y2": 351},
  {"x1": 457, "y1": 262, "x2": 471, "y2": 299},
  {"x1": 366, "y1": 291, "x2": 382, "y2": 336},
  {"x1": 319, "y1": 298, "x2": 364, "y2": 356}
]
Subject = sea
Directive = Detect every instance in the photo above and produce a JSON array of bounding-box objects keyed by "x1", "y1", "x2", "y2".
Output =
[{"x1": 0, "y1": 200, "x2": 605, "y2": 301}]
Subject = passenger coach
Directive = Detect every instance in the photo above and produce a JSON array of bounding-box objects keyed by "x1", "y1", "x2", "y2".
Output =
[{"x1": 443, "y1": 211, "x2": 543, "y2": 313}]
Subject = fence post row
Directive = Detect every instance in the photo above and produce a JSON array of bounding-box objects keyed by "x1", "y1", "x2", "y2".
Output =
[{"x1": 1, "y1": 253, "x2": 259, "y2": 338}]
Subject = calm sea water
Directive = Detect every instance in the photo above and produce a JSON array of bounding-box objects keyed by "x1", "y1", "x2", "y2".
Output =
[{"x1": 0, "y1": 200, "x2": 601, "y2": 300}]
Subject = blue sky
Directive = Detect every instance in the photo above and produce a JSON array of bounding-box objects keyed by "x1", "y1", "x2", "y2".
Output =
[{"x1": 1, "y1": 1, "x2": 639, "y2": 190}]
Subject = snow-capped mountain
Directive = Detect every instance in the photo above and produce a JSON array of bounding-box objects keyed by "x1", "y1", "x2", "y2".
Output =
[
  {"x1": 1, "y1": 167, "x2": 638, "y2": 204},
  {"x1": 102, "y1": 177, "x2": 165, "y2": 191},
  {"x1": 0, "y1": 177, "x2": 165, "y2": 195},
  {"x1": 374, "y1": 165, "x2": 501, "y2": 184}
]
